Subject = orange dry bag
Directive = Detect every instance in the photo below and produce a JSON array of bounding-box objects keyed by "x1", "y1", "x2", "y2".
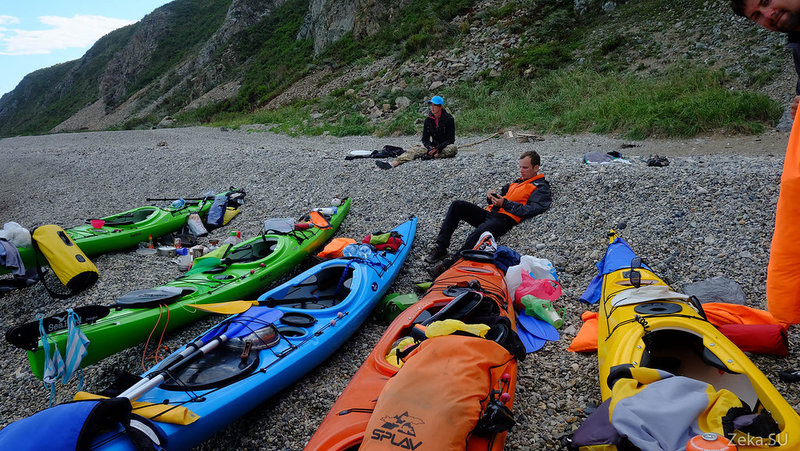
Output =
[
  {"x1": 361, "y1": 335, "x2": 515, "y2": 451},
  {"x1": 767, "y1": 112, "x2": 800, "y2": 323}
]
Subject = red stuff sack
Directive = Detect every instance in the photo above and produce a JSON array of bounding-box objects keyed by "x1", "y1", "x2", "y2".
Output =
[{"x1": 717, "y1": 324, "x2": 788, "y2": 356}]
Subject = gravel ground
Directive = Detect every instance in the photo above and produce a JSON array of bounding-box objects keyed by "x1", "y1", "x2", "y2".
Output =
[{"x1": 1, "y1": 126, "x2": 799, "y2": 449}]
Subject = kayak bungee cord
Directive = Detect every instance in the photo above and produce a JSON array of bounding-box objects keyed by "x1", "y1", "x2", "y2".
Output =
[{"x1": 604, "y1": 312, "x2": 711, "y2": 341}]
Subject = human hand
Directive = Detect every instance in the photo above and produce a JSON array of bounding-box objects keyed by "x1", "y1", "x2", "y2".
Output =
[
  {"x1": 427, "y1": 147, "x2": 439, "y2": 157},
  {"x1": 488, "y1": 192, "x2": 503, "y2": 207},
  {"x1": 792, "y1": 96, "x2": 800, "y2": 118}
]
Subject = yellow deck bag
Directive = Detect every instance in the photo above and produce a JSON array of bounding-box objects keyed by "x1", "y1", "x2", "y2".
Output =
[{"x1": 32, "y1": 224, "x2": 98, "y2": 297}]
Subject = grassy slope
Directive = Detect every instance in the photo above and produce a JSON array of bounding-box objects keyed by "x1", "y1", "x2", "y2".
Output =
[{"x1": 200, "y1": 0, "x2": 783, "y2": 138}]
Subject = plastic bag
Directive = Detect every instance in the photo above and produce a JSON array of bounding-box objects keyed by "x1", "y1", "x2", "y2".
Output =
[
  {"x1": 342, "y1": 243, "x2": 375, "y2": 259},
  {"x1": 681, "y1": 276, "x2": 746, "y2": 305},
  {"x1": 0, "y1": 222, "x2": 32, "y2": 248},
  {"x1": 505, "y1": 255, "x2": 558, "y2": 301},
  {"x1": 186, "y1": 214, "x2": 208, "y2": 237},
  {"x1": 514, "y1": 272, "x2": 562, "y2": 308}
]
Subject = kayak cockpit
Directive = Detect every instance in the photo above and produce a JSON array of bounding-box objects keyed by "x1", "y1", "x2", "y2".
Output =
[
  {"x1": 224, "y1": 238, "x2": 278, "y2": 264},
  {"x1": 638, "y1": 328, "x2": 759, "y2": 409},
  {"x1": 100, "y1": 207, "x2": 159, "y2": 226},
  {"x1": 263, "y1": 264, "x2": 354, "y2": 309}
]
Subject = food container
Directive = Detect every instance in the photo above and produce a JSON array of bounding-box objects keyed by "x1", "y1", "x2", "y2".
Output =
[{"x1": 157, "y1": 246, "x2": 177, "y2": 257}]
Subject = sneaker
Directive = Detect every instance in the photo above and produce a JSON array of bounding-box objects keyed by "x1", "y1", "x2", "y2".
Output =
[
  {"x1": 427, "y1": 261, "x2": 448, "y2": 279},
  {"x1": 425, "y1": 246, "x2": 447, "y2": 263},
  {"x1": 476, "y1": 231, "x2": 498, "y2": 253},
  {"x1": 376, "y1": 160, "x2": 392, "y2": 170}
]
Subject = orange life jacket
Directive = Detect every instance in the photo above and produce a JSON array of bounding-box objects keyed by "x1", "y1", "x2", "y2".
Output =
[{"x1": 486, "y1": 174, "x2": 545, "y2": 223}]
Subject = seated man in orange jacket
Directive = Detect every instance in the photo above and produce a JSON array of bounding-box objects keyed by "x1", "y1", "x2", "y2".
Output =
[{"x1": 426, "y1": 150, "x2": 552, "y2": 277}]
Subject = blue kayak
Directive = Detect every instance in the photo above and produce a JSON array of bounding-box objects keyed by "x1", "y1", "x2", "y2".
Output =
[{"x1": 87, "y1": 216, "x2": 417, "y2": 450}]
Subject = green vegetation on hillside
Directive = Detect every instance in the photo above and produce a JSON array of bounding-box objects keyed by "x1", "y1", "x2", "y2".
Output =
[
  {"x1": 206, "y1": 64, "x2": 778, "y2": 138},
  {"x1": 201, "y1": 0, "x2": 781, "y2": 139}
]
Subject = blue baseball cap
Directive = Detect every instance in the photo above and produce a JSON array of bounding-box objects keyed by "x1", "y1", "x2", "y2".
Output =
[{"x1": 428, "y1": 95, "x2": 444, "y2": 105}]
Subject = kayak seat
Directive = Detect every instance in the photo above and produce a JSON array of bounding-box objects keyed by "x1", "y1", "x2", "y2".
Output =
[
  {"x1": 224, "y1": 240, "x2": 278, "y2": 264},
  {"x1": 266, "y1": 265, "x2": 353, "y2": 309},
  {"x1": 422, "y1": 290, "x2": 483, "y2": 326},
  {"x1": 98, "y1": 207, "x2": 158, "y2": 226}
]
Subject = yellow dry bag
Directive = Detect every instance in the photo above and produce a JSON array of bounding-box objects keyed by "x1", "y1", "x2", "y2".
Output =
[{"x1": 32, "y1": 225, "x2": 98, "y2": 298}]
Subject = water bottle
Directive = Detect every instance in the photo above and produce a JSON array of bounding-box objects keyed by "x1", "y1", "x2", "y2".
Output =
[
  {"x1": 315, "y1": 207, "x2": 337, "y2": 216},
  {"x1": 222, "y1": 230, "x2": 242, "y2": 246}
]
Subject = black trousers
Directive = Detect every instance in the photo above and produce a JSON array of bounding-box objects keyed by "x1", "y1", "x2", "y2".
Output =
[{"x1": 435, "y1": 200, "x2": 517, "y2": 253}]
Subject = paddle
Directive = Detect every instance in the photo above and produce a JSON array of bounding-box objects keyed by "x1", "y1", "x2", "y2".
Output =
[
  {"x1": 190, "y1": 300, "x2": 261, "y2": 314},
  {"x1": 119, "y1": 307, "x2": 283, "y2": 402},
  {"x1": 189, "y1": 291, "x2": 343, "y2": 315}
]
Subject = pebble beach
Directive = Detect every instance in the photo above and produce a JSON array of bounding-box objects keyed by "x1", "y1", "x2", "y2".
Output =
[{"x1": 1, "y1": 126, "x2": 799, "y2": 449}]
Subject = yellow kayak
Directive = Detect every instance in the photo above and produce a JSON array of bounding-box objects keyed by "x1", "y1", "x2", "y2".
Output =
[{"x1": 574, "y1": 231, "x2": 800, "y2": 450}]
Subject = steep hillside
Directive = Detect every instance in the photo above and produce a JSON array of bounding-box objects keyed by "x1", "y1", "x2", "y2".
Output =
[{"x1": 0, "y1": 0, "x2": 792, "y2": 137}]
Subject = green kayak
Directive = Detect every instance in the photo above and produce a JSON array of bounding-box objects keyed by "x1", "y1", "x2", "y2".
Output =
[
  {"x1": 3, "y1": 188, "x2": 245, "y2": 276},
  {"x1": 5, "y1": 198, "x2": 350, "y2": 380}
]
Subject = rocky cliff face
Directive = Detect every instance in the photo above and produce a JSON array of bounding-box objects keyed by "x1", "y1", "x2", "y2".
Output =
[
  {"x1": 298, "y1": 0, "x2": 410, "y2": 55},
  {"x1": 52, "y1": 0, "x2": 286, "y2": 132}
]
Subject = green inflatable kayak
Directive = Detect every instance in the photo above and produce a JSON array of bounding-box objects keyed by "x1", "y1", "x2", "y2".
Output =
[
  {"x1": 5, "y1": 198, "x2": 350, "y2": 380},
  {"x1": 3, "y1": 188, "x2": 246, "y2": 276}
]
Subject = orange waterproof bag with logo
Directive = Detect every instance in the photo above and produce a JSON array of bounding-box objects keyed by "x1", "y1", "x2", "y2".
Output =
[{"x1": 361, "y1": 334, "x2": 515, "y2": 451}]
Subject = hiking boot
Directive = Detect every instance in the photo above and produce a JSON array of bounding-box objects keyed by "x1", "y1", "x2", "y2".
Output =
[
  {"x1": 376, "y1": 160, "x2": 392, "y2": 170},
  {"x1": 427, "y1": 261, "x2": 448, "y2": 279},
  {"x1": 425, "y1": 245, "x2": 447, "y2": 263}
]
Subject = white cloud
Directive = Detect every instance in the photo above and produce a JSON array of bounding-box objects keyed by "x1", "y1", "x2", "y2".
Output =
[
  {"x1": 0, "y1": 15, "x2": 135, "y2": 56},
  {"x1": 0, "y1": 16, "x2": 20, "y2": 26}
]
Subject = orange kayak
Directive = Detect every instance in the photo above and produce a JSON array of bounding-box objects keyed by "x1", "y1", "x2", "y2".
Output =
[{"x1": 305, "y1": 247, "x2": 520, "y2": 451}]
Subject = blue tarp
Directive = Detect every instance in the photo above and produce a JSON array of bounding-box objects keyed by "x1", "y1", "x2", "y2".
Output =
[{"x1": 579, "y1": 237, "x2": 649, "y2": 304}]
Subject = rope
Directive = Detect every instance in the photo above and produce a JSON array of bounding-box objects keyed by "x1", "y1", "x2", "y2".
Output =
[
  {"x1": 458, "y1": 132, "x2": 500, "y2": 150},
  {"x1": 142, "y1": 305, "x2": 170, "y2": 371}
]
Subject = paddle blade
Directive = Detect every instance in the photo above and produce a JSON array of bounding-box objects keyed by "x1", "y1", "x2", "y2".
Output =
[
  {"x1": 518, "y1": 312, "x2": 560, "y2": 342},
  {"x1": 200, "y1": 307, "x2": 283, "y2": 342},
  {"x1": 516, "y1": 324, "x2": 546, "y2": 353},
  {"x1": 74, "y1": 391, "x2": 199, "y2": 425},
  {"x1": 187, "y1": 300, "x2": 258, "y2": 314}
]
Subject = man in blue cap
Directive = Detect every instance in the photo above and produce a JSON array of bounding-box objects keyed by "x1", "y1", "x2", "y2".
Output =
[{"x1": 376, "y1": 95, "x2": 457, "y2": 169}]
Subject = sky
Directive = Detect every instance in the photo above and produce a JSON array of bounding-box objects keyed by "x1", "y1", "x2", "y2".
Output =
[{"x1": 0, "y1": 1, "x2": 173, "y2": 97}]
